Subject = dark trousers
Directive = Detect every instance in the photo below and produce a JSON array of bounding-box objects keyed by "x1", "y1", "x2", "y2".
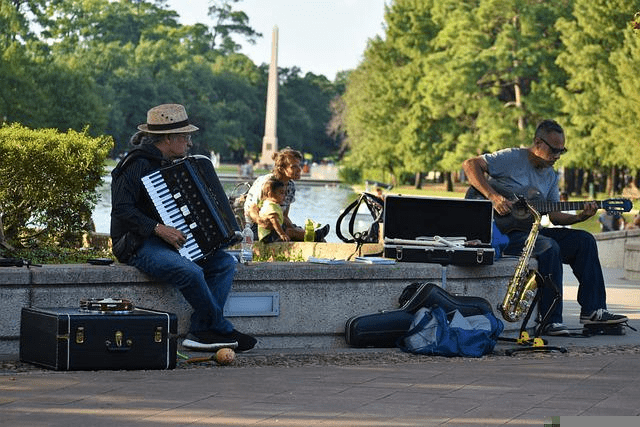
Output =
[
  {"x1": 129, "y1": 236, "x2": 236, "y2": 334},
  {"x1": 504, "y1": 227, "x2": 607, "y2": 324}
]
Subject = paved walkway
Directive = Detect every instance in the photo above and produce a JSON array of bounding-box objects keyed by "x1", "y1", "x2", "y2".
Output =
[{"x1": 1, "y1": 268, "x2": 639, "y2": 426}]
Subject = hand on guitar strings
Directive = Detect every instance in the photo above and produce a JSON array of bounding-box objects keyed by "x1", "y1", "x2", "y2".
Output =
[
  {"x1": 154, "y1": 223, "x2": 187, "y2": 250},
  {"x1": 489, "y1": 193, "x2": 513, "y2": 216}
]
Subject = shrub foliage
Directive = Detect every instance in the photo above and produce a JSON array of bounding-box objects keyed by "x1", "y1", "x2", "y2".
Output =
[{"x1": 0, "y1": 124, "x2": 113, "y2": 246}]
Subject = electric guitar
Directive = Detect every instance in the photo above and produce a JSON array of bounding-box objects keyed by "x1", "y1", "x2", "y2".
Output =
[{"x1": 465, "y1": 184, "x2": 632, "y2": 233}]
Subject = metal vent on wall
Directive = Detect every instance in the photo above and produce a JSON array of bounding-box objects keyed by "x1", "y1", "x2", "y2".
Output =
[{"x1": 223, "y1": 292, "x2": 280, "y2": 317}]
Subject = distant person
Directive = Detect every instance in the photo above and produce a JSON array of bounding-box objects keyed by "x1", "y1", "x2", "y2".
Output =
[
  {"x1": 110, "y1": 103, "x2": 256, "y2": 352},
  {"x1": 625, "y1": 213, "x2": 640, "y2": 230},
  {"x1": 598, "y1": 211, "x2": 624, "y2": 232},
  {"x1": 240, "y1": 158, "x2": 254, "y2": 178},
  {"x1": 243, "y1": 147, "x2": 329, "y2": 242}
]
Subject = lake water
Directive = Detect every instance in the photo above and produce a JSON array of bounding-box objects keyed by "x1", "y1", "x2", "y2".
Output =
[{"x1": 92, "y1": 175, "x2": 367, "y2": 243}]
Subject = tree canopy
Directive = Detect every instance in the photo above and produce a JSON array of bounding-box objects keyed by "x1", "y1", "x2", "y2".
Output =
[
  {"x1": 3, "y1": 0, "x2": 640, "y2": 188},
  {"x1": 0, "y1": 0, "x2": 343, "y2": 162},
  {"x1": 341, "y1": 0, "x2": 640, "y2": 192}
]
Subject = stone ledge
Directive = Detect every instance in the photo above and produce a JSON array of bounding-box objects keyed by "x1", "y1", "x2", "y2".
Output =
[
  {"x1": 594, "y1": 228, "x2": 640, "y2": 269},
  {"x1": 0, "y1": 257, "x2": 526, "y2": 356},
  {"x1": 624, "y1": 242, "x2": 640, "y2": 281}
]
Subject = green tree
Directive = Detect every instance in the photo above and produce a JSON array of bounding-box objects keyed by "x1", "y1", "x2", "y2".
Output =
[
  {"x1": 432, "y1": 0, "x2": 572, "y2": 174},
  {"x1": 556, "y1": 0, "x2": 640, "y2": 194},
  {"x1": 2, "y1": 0, "x2": 342, "y2": 164},
  {"x1": 608, "y1": 26, "x2": 640, "y2": 178},
  {"x1": 343, "y1": 35, "x2": 408, "y2": 185},
  {"x1": 278, "y1": 68, "x2": 340, "y2": 160},
  {"x1": 342, "y1": 0, "x2": 572, "y2": 188},
  {"x1": 207, "y1": 0, "x2": 262, "y2": 53}
]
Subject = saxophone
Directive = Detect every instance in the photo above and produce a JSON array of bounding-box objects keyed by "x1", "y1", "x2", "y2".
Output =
[{"x1": 498, "y1": 199, "x2": 544, "y2": 322}]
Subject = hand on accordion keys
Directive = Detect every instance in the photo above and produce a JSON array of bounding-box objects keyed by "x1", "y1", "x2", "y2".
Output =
[{"x1": 154, "y1": 223, "x2": 187, "y2": 251}]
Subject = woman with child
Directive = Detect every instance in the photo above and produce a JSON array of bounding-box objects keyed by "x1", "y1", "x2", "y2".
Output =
[{"x1": 243, "y1": 147, "x2": 329, "y2": 242}]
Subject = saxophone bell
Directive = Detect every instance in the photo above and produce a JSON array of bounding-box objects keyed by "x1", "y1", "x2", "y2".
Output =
[{"x1": 499, "y1": 270, "x2": 543, "y2": 322}]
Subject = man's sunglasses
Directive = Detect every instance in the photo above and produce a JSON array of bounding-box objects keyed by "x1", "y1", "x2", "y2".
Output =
[{"x1": 538, "y1": 136, "x2": 567, "y2": 155}]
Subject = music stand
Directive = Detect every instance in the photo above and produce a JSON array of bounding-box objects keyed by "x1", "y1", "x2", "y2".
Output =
[{"x1": 500, "y1": 274, "x2": 567, "y2": 355}]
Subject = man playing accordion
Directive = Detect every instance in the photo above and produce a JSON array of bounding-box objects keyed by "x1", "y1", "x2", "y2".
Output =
[{"x1": 110, "y1": 104, "x2": 256, "y2": 352}]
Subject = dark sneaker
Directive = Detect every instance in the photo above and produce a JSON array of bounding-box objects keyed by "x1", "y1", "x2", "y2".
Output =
[
  {"x1": 541, "y1": 322, "x2": 570, "y2": 336},
  {"x1": 182, "y1": 331, "x2": 238, "y2": 351},
  {"x1": 224, "y1": 329, "x2": 257, "y2": 352},
  {"x1": 314, "y1": 224, "x2": 330, "y2": 242},
  {"x1": 580, "y1": 309, "x2": 628, "y2": 325}
]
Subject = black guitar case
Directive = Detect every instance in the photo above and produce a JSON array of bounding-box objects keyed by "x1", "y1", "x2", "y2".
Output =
[{"x1": 344, "y1": 282, "x2": 494, "y2": 348}]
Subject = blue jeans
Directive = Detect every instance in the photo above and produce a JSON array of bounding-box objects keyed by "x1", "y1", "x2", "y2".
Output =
[
  {"x1": 129, "y1": 236, "x2": 236, "y2": 334},
  {"x1": 504, "y1": 227, "x2": 607, "y2": 324}
]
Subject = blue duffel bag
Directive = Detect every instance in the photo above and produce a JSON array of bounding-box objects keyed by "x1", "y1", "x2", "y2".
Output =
[{"x1": 398, "y1": 306, "x2": 504, "y2": 358}]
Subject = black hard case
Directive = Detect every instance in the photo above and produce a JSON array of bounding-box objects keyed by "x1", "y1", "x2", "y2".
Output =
[
  {"x1": 345, "y1": 282, "x2": 494, "y2": 348},
  {"x1": 382, "y1": 195, "x2": 495, "y2": 265},
  {"x1": 20, "y1": 307, "x2": 177, "y2": 370}
]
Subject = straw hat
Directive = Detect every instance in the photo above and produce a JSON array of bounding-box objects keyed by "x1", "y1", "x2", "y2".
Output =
[{"x1": 137, "y1": 104, "x2": 199, "y2": 134}]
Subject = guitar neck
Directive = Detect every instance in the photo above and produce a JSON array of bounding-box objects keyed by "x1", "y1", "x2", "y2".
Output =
[{"x1": 533, "y1": 200, "x2": 603, "y2": 214}]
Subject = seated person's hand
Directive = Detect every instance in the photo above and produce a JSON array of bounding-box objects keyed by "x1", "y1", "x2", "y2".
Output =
[
  {"x1": 278, "y1": 232, "x2": 291, "y2": 242},
  {"x1": 580, "y1": 201, "x2": 598, "y2": 219},
  {"x1": 155, "y1": 223, "x2": 187, "y2": 251}
]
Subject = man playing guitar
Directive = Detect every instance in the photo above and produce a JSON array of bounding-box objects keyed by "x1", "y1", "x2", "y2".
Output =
[{"x1": 462, "y1": 119, "x2": 628, "y2": 336}]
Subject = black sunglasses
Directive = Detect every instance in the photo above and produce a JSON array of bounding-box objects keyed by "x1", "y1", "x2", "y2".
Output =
[{"x1": 538, "y1": 136, "x2": 567, "y2": 155}]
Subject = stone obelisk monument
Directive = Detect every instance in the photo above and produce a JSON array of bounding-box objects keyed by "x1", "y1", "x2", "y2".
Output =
[{"x1": 260, "y1": 26, "x2": 279, "y2": 167}]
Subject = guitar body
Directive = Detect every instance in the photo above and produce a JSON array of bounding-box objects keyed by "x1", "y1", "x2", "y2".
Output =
[
  {"x1": 466, "y1": 185, "x2": 546, "y2": 232},
  {"x1": 465, "y1": 184, "x2": 632, "y2": 234}
]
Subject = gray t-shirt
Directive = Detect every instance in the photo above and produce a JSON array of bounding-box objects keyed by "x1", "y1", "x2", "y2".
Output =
[{"x1": 482, "y1": 148, "x2": 560, "y2": 203}]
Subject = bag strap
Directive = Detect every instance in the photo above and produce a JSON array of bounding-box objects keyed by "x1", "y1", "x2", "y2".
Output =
[
  {"x1": 111, "y1": 148, "x2": 166, "y2": 179},
  {"x1": 335, "y1": 192, "x2": 384, "y2": 244},
  {"x1": 0, "y1": 257, "x2": 40, "y2": 267}
]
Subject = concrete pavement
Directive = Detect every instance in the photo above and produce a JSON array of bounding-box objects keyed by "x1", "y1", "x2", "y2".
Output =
[{"x1": 1, "y1": 267, "x2": 639, "y2": 426}]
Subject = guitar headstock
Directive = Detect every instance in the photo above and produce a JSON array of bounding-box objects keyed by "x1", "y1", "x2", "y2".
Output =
[{"x1": 603, "y1": 198, "x2": 633, "y2": 213}]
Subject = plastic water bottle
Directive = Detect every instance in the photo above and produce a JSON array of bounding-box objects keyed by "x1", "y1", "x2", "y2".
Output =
[
  {"x1": 241, "y1": 224, "x2": 254, "y2": 263},
  {"x1": 304, "y1": 219, "x2": 315, "y2": 242}
]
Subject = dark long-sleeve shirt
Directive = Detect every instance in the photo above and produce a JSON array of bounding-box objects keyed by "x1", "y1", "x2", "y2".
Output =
[{"x1": 110, "y1": 144, "x2": 170, "y2": 245}]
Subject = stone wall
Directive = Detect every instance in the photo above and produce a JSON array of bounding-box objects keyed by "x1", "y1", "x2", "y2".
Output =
[
  {"x1": 0, "y1": 257, "x2": 524, "y2": 357},
  {"x1": 624, "y1": 242, "x2": 640, "y2": 280},
  {"x1": 2, "y1": 229, "x2": 636, "y2": 358},
  {"x1": 594, "y1": 228, "x2": 640, "y2": 269}
]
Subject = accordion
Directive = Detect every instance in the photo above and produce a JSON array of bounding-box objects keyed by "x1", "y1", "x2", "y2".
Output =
[{"x1": 142, "y1": 155, "x2": 241, "y2": 262}]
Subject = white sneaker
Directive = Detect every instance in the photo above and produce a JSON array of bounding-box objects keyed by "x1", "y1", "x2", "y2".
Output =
[
  {"x1": 542, "y1": 323, "x2": 570, "y2": 336},
  {"x1": 580, "y1": 309, "x2": 628, "y2": 325}
]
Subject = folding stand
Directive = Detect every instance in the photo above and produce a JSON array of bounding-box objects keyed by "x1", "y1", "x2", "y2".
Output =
[{"x1": 500, "y1": 275, "x2": 567, "y2": 356}]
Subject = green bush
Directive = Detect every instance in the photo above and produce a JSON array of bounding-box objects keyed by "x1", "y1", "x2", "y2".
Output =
[
  {"x1": 0, "y1": 124, "x2": 113, "y2": 246},
  {"x1": 338, "y1": 165, "x2": 362, "y2": 184}
]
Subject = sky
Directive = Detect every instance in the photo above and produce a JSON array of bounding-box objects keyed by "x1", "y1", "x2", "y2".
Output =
[{"x1": 165, "y1": 0, "x2": 388, "y2": 80}]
